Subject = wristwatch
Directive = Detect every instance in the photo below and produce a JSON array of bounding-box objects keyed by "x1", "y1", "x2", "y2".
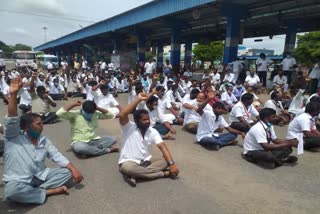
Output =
[{"x1": 168, "y1": 160, "x2": 175, "y2": 166}]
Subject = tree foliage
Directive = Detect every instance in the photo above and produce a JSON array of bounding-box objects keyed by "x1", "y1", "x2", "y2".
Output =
[
  {"x1": 0, "y1": 41, "x2": 32, "y2": 53},
  {"x1": 193, "y1": 41, "x2": 224, "y2": 62},
  {"x1": 295, "y1": 32, "x2": 320, "y2": 65}
]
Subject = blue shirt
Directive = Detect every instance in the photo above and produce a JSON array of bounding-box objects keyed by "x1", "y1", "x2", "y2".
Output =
[
  {"x1": 3, "y1": 116, "x2": 69, "y2": 183},
  {"x1": 233, "y1": 86, "x2": 246, "y2": 99}
]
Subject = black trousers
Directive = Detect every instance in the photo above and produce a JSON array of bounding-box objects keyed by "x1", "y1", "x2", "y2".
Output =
[
  {"x1": 283, "y1": 70, "x2": 292, "y2": 86},
  {"x1": 230, "y1": 122, "x2": 254, "y2": 133},
  {"x1": 304, "y1": 137, "x2": 320, "y2": 150},
  {"x1": 41, "y1": 112, "x2": 58, "y2": 124},
  {"x1": 258, "y1": 71, "x2": 267, "y2": 87},
  {"x1": 244, "y1": 148, "x2": 292, "y2": 166},
  {"x1": 49, "y1": 94, "x2": 65, "y2": 100}
]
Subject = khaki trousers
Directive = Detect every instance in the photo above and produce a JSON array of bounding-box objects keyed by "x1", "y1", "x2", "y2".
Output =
[{"x1": 119, "y1": 158, "x2": 168, "y2": 179}]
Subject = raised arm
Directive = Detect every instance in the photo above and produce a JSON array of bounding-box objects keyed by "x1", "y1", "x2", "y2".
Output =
[
  {"x1": 8, "y1": 78, "x2": 22, "y2": 117},
  {"x1": 119, "y1": 92, "x2": 148, "y2": 126},
  {"x1": 63, "y1": 100, "x2": 82, "y2": 111},
  {"x1": 28, "y1": 72, "x2": 37, "y2": 94}
]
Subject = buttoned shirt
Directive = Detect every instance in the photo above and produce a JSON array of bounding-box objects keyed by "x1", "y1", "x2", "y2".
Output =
[
  {"x1": 3, "y1": 117, "x2": 69, "y2": 183},
  {"x1": 56, "y1": 108, "x2": 114, "y2": 144}
]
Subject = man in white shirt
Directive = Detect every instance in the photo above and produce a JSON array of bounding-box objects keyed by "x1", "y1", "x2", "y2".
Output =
[
  {"x1": 196, "y1": 99, "x2": 244, "y2": 150},
  {"x1": 155, "y1": 86, "x2": 183, "y2": 125},
  {"x1": 281, "y1": 53, "x2": 296, "y2": 85},
  {"x1": 61, "y1": 59, "x2": 68, "y2": 71},
  {"x1": 309, "y1": 63, "x2": 320, "y2": 94},
  {"x1": 144, "y1": 59, "x2": 155, "y2": 76},
  {"x1": 229, "y1": 93, "x2": 259, "y2": 132},
  {"x1": 118, "y1": 92, "x2": 180, "y2": 187},
  {"x1": 99, "y1": 59, "x2": 107, "y2": 76},
  {"x1": 210, "y1": 68, "x2": 220, "y2": 88},
  {"x1": 264, "y1": 90, "x2": 291, "y2": 126},
  {"x1": 273, "y1": 70, "x2": 288, "y2": 92},
  {"x1": 47, "y1": 78, "x2": 67, "y2": 100},
  {"x1": 245, "y1": 71, "x2": 261, "y2": 88},
  {"x1": 286, "y1": 102, "x2": 320, "y2": 152},
  {"x1": 46, "y1": 61, "x2": 54, "y2": 71},
  {"x1": 256, "y1": 53, "x2": 273, "y2": 87},
  {"x1": 140, "y1": 95, "x2": 176, "y2": 140},
  {"x1": 81, "y1": 58, "x2": 88, "y2": 71},
  {"x1": 229, "y1": 58, "x2": 243, "y2": 84},
  {"x1": 183, "y1": 66, "x2": 193, "y2": 78},
  {"x1": 182, "y1": 92, "x2": 207, "y2": 134},
  {"x1": 221, "y1": 84, "x2": 238, "y2": 112},
  {"x1": 92, "y1": 83, "x2": 122, "y2": 117},
  {"x1": 243, "y1": 108, "x2": 297, "y2": 169}
]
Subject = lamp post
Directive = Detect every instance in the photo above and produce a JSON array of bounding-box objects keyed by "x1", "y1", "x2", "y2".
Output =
[{"x1": 43, "y1": 27, "x2": 47, "y2": 42}]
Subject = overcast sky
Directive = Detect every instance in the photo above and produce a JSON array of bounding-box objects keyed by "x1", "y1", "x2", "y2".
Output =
[{"x1": 0, "y1": 0, "x2": 287, "y2": 54}]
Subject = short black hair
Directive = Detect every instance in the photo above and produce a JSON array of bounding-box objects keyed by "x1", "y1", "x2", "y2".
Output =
[
  {"x1": 241, "y1": 93, "x2": 254, "y2": 102},
  {"x1": 305, "y1": 102, "x2": 320, "y2": 115},
  {"x1": 135, "y1": 84, "x2": 144, "y2": 94},
  {"x1": 260, "y1": 108, "x2": 276, "y2": 120},
  {"x1": 20, "y1": 113, "x2": 41, "y2": 130},
  {"x1": 212, "y1": 102, "x2": 226, "y2": 109},
  {"x1": 309, "y1": 96, "x2": 320, "y2": 104},
  {"x1": 133, "y1": 109, "x2": 149, "y2": 123},
  {"x1": 82, "y1": 100, "x2": 97, "y2": 113},
  {"x1": 156, "y1": 86, "x2": 165, "y2": 92},
  {"x1": 36, "y1": 86, "x2": 46, "y2": 94},
  {"x1": 100, "y1": 84, "x2": 109, "y2": 90},
  {"x1": 270, "y1": 90, "x2": 281, "y2": 100},
  {"x1": 146, "y1": 96, "x2": 158, "y2": 105}
]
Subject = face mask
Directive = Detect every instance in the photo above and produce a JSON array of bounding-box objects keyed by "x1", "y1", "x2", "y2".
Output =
[
  {"x1": 27, "y1": 128, "x2": 41, "y2": 139},
  {"x1": 266, "y1": 122, "x2": 272, "y2": 127},
  {"x1": 237, "y1": 84, "x2": 242, "y2": 88},
  {"x1": 54, "y1": 83, "x2": 59, "y2": 87},
  {"x1": 81, "y1": 109, "x2": 94, "y2": 121}
]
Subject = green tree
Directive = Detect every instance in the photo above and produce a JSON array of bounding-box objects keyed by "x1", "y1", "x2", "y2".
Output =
[
  {"x1": 295, "y1": 32, "x2": 320, "y2": 66},
  {"x1": 193, "y1": 41, "x2": 224, "y2": 63},
  {"x1": 12, "y1": 43, "x2": 32, "y2": 51}
]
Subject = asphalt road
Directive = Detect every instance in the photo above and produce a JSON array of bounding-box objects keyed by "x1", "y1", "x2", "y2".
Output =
[{"x1": 0, "y1": 93, "x2": 320, "y2": 214}]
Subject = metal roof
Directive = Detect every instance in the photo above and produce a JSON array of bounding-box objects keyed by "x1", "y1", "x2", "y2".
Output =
[{"x1": 35, "y1": 0, "x2": 320, "y2": 51}]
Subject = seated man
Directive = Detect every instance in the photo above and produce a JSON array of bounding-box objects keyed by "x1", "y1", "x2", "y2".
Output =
[
  {"x1": 220, "y1": 84, "x2": 238, "y2": 112},
  {"x1": 264, "y1": 90, "x2": 291, "y2": 126},
  {"x1": 155, "y1": 86, "x2": 183, "y2": 125},
  {"x1": 229, "y1": 93, "x2": 259, "y2": 132},
  {"x1": 244, "y1": 70, "x2": 261, "y2": 91},
  {"x1": 3, "y1": 78, "x2": 83, "y2": 204},
  {"x1": 243, "y1": 108, "x2": 298, "y2": 169},
  {"x1": 92, "y1": 82, "x2": 122, "y2": 117},
  {"x1": 56, "y1": 100, "x2": 119, "y2": 157},
  {"x1": 47, "y1": 77, "x2": 67, "y2": 100},
  {"x1": 182, "y1": 92, "x2": 209, "y2": 134},
  {"x1": 32, "y1": 86, "x2": 58, "y2": 124},
  {"x1": 286, "y1": 101, "x2": 320, "y2": 152},
  {"x1": 233, "y1": 80, "x2": 246, "y2": 101},
  {"x1": 196, "y1": 96, "x2": 245, "y2": 150},
  {"x1": 273, "y1": 70, "x2": 288, "y2": 92},
  {"x1": 138, "y1": 95, "x2": 176, "y2": 140},
  {"x1": 118, "y1": 93, "x2": 180, "y2": 187}
]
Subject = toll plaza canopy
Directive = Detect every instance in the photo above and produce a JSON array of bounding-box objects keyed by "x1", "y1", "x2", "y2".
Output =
[{"x1": 34, "y1": 0, "x2": 320, "y2": 67}]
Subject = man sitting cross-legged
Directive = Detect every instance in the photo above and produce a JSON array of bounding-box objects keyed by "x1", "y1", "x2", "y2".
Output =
[
  {"x1": 118, "y1": 92, "x2": 180, "y2": 187},
  {"x1": 3, "y1": 78, "x2": 83, "y2": 205},
  {"x1": 196, "y1": 93, "x2": 245, "y2": 150},
  {"x1": 56, "y1": 100, "x2": 119, "y2": 158},
  {"x1": 243, "y1": 108, "x2": 298, "y2": 169}
]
